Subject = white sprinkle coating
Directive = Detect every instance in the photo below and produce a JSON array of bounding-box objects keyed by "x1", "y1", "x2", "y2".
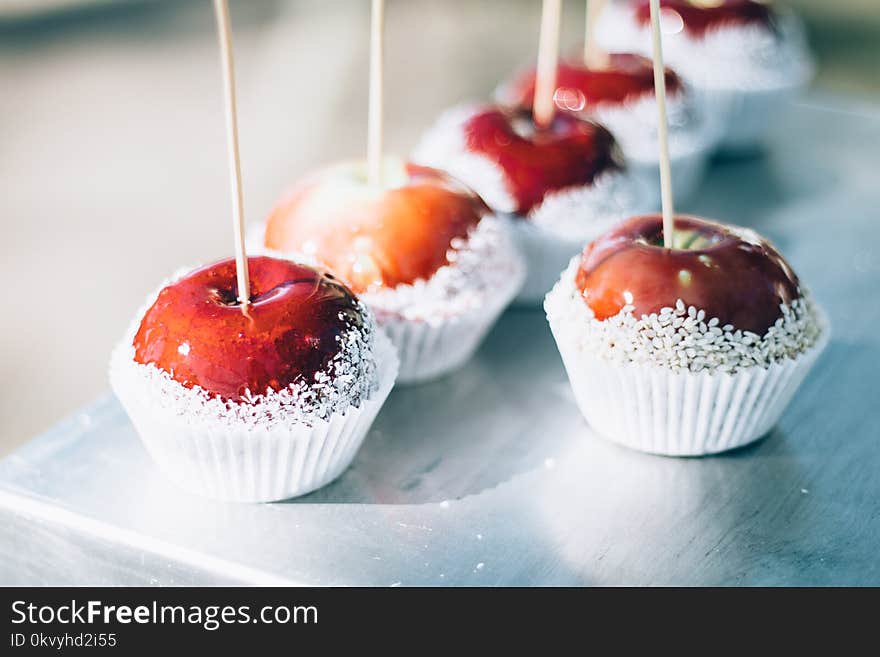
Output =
[
  {"x1": 411, "y1": 103, "x2": 643, "y2": 229},
  {"x1": 109, "y1": 266, "x2": 380, "y2": 429},
  {"x1": 527, "y1": 172, "x2": 641, "y2": 241},
  {"x1": 596, "y1": 5, "x2": 813, "y2": 91},
  {"x1": 252, "y1": 214, "x2": 524, "y2": 324},
  {"x1": 545, "y1": 257, "x2": 825, "y2": 374}
]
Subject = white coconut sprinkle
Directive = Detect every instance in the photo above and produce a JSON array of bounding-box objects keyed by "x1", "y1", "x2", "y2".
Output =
[
  {"x1": 108, "y1": 267, "x2": 380, "y2": 429},
  {"x1": 412, "y1": 103, "x2": 644, "y2": 227},
  {"x1": 545, "y1": 258, "x2": 825, "y2": 374},
  {"x1": 527, "y1": 170, "x2": 642, "y2": 240},
  {"x1": 596, "y1": 5, "x2": 813, "y2": 90}
]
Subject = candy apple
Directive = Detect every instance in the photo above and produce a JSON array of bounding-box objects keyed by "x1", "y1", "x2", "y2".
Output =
[
  {"x1": 133, "y1": 256, "x2": 365, "y2": 401},
  {"x1": 575, "y1": 214, "x2": 800, "y2": 334}
]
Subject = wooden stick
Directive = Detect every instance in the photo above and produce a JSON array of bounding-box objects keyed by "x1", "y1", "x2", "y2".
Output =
[
  {"x1": 583, "y1": 0, "x2": 608, "y2": 68},
  {"x1": 648, "y1": 0, "x2": 675, "y2": 248},
  {"x1": 213, "y1": 0, "x2": 250, "y2": 308},
  {"x1": 367, "y1": 0, "x2": 385, "y2": 188},
  {"x1": 533, "y1": 0, "x2": 562, "y2": 129}
]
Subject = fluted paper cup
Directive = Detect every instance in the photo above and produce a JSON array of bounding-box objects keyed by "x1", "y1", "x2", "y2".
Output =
[
  {"x1": 507, "y1": 217, "x2": 592, "y2": 306},
  {"x1": 695, "y1": 78, "x2": 810, "y2": 152},
  {"x1": 379, "y1": 257, "x2": 524, "y2": 384},
  {"x1": 110, "y1": 330, "x2": 398, "y2": 502},
  {"x1": 546, "y1": 275, "x2": 829, "y2": 456},
  {"x1": 627, "y1": 145, "x2": 710, "y2": 209}
]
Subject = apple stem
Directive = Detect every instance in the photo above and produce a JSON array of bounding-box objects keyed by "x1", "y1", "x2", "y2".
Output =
[
  {"x1": 213, "y1": 0, "x2": 251, "y2": 311},
  {"x1": 648, "y1": 0, "x2": 676, "y2": 248},
  {"x1": 367, "y1": 0, "x2": 385, "y2": 189},
  {"x1": 583, "y1": 0, "x2": 609, "y2": 68},
  {"x1": 533, "y1": 0, "x2": 562, "y2": 130}
]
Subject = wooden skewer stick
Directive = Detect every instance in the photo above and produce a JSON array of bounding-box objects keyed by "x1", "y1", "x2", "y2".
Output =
[
  {"x1": 213, "y1": 0, "x2": 250, "y2": 309},
  {"x1": 583, "y1": 0, "x2": 608, "y2": 68},
  {"x1": 648, "y1": 0, "x2": 675, "y2": 248},
  {"x1": 367, "y1": 0, "x2": 385, "y2": 188},
  {"x1": 533, "y1": 0, "x2": 562, "y2": 130}
]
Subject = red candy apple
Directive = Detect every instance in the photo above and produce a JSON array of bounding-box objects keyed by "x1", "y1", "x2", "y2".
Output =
[
  {"x1": 500, "y1": 54, "x2": 682, "y2": 112},
  {"x1": 633, "y1": 0, "x2": 774, "y2": 38},
  {"x1": 133, "y1": 256, "x2": 365, "y2": 402},
  {"x1": 462, "y1": 107, "x2": 622, "y2": 215},
  {"x1": 575, "y1": 215, "x2": 800, "y2": 334},
  {"x1": 264, "y1": 160, "x2": 487, "y2": 294}
]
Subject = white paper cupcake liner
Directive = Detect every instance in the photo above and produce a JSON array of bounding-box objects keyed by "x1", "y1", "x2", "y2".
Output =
[
  {"x1": 507, "y1": 216, "x2": 591, "y2": 306},
  {"x1": 546, "y1": 283, "x2": 829, "y2": 457},
  {"x1": 627, "y1": 144, "x2": 710, "y2": 209},
  {"x1": 693, "y1": 78, "x2": 809, "y2": 151},
  {"x1": 378, "y1": 255, "x2": 524, "y2": 383},
  {"x1": 110, "y1": 329, "x2": 398, "y2": 502},
  {"x1": 686, "y1": 12, "x2": 814, "y2": 150}
]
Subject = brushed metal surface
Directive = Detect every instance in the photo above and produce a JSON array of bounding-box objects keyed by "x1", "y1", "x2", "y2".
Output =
[{"x1": 1, "y1": 96, "x2": 878, "y2": 585}]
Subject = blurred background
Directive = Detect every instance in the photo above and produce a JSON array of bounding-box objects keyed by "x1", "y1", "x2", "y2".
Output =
[{"x1": 1, "y1": 0, "x2": 878, "y2": 456}]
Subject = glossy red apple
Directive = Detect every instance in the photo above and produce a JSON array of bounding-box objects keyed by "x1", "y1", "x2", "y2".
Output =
[
  {"x1": 500, "y1": 54, "x2": 682, "y2": 112},
  {"x1": 575, "y1": 214, "x2": 800, "y2": 334},
  {"x1": 632, "y1": 0, "x2": 774, "y2": 38},
  {"x1": 462, "y1": 107, "x2": 622, "y2": 215},
  {"x1": 133, "y1": 256, "x2": 366, "y2": 402},
  {"x1": 264, "y1": 160, "x2": 487, "y2": 294}
]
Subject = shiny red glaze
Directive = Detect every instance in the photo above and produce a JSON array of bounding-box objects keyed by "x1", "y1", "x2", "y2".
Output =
[
  {"x1": 133, "y1": 256, "x2": 365, "y2": 402},
  {"x1": 463, "y1": 107, "x2": 622, "y2": 215},
  {"x1": 502, "y1": 54, "x2": 682, "y2": 111},
  {"x1": 575, "y1": 214, "x2": 801, "y2": 334},
  {"x1": 633, "y1": 0, "x2": 774, "y2": 38},
  {"x1": 265, "y1": 162, "x2": 487, "y2": 294}
]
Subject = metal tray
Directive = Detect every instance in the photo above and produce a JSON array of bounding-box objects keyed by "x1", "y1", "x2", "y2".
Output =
[{"x1": 1, "y1": 96, "x2": 879, "y2": 585}]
